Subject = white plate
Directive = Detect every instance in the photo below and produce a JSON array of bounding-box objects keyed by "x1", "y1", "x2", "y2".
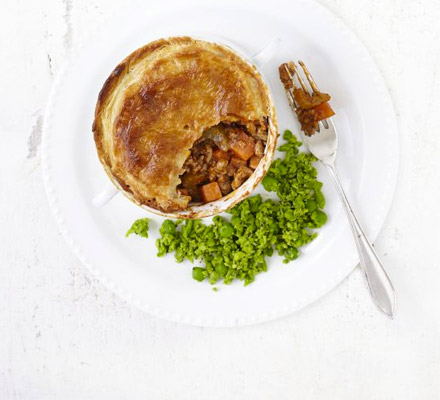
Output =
[{"x1": 42, "y1": 0, "x2": 399, "y2": 327}]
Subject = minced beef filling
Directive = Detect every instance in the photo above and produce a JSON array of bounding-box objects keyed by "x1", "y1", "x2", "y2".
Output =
[{"x1": 178, "y1": 121, "x2": 268, "y2": 203}]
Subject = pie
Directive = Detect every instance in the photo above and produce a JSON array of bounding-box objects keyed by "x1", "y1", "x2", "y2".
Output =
[{"x1": 93, "y1": 37, "x2": 275, "y2": 212}]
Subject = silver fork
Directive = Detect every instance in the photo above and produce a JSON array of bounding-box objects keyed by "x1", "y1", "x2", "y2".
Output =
[{"x1": 281, "y1": 61, "x2": 396, "y2": 318}]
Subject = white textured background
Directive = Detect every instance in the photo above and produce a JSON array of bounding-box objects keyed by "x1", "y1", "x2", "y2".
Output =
[{"x1": 1, "y1": 0, "x2": 439, "y2": 399}]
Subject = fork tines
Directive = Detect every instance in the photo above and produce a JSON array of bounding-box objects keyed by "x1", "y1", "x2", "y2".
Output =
[
  {"x1": 279, "y1": 60, "x2": 329, "y2": 130},
  {"x1": 280, "y1": 61, "x2": 320, "y2": 107}
]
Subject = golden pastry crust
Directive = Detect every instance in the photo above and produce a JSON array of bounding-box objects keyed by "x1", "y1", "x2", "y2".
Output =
[{"x1": 93, "y1": 37, "x2": 272, "y2": 212}]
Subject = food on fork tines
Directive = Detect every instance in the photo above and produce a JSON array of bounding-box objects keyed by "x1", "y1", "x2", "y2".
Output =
[{"x1": 279, "y1": 62, "x2": 335, "y2": 136}]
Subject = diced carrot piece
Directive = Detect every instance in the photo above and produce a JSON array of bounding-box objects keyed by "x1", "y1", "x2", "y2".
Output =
[
  {"x1": 230, "y1": 132, "x2": 255, "y2": 161},
  {"x1": 212, "y1": 148, "x2": 231, "y2": 160},
  {"x1": 249, "y1": 155, "x2": 262, "y2": 169},
  {"x1": 200, "y1": 182, "x2": 223, "y2": 203},
  {"x1": 313, "y1": 102, "x2": 335, "y2": 121},
  {"x1": 230, "y1": 156, "x2": 247, "y2": 168}
]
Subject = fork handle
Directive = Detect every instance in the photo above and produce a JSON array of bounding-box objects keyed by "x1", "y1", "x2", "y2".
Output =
[{"x1": 324, "y1": 163, "x2": 397, "y2": 318}]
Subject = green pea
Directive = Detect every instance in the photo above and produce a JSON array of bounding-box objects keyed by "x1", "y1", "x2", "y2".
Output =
[
  {"x1": 265, "y1": 247, "x2": 274, "y2": 256},
  {"x1": 307, "y1": 200, "x2": 317, "y2": 212},
  {"x1": 215, "y1": 263, "x2": 228, "y2": 277},
  {"x1": 219, "y1": 223, "x2": 234, "y2": 238},
  {"x1": 262, "y1": 176, "x2": 277, "y2": 191},
  {"x1": 209, "y1": 271, "x2": 219, "y2": 284},
  {"x1": 285, "y1": 247, "x2": 299, "y2": 261},
  {"x1": 126, "y1": 218, "x2": 150, "y2": 238},
  {"x1": 312, "y1": 210, "x2": 327, "y2": 227},
  {"x1": 192, "y1": 267, "x2": 206, "y2": 282},
  {"x1": 175, "y1": 253, "x2": 184, "y2": 263},
  {"x1": 231, "y1": 215, "x2": 241, "y2": 226},
  {"x1": 284, "y1": 209, "x2": 295, "y2": 221},
  {"x1": 283, "y1": 130, "x2": 293, "y2": 141},
  {"x1": 315, "y1": 190, "x2": 325, "y2": 208},
  {"x1": 160, "y1": 219, "x2": 176, "y2": 235}
]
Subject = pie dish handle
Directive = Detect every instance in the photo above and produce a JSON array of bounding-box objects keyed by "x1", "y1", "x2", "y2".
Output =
[
  {"x1": 92, "y1": 184, "x2": 118, "y2": 208},
  {"x1": 251, "y1": 37, "x2": 282, "y2": 66}
]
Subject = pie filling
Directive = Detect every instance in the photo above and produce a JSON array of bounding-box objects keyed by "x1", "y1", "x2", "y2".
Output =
[{"x1": 178, "y1": 120, "x2": 268, "y2": 204}]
